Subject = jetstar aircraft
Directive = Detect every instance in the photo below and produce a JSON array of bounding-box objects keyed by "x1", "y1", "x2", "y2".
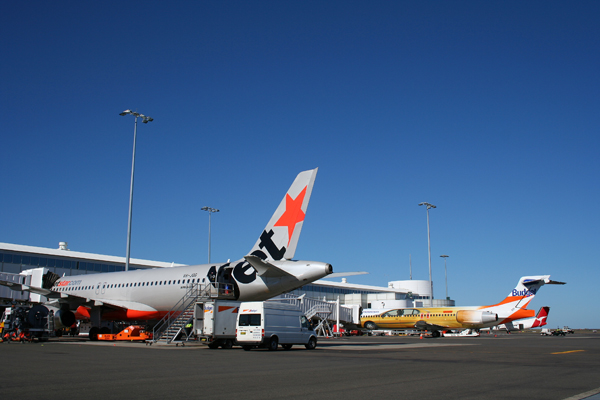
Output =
[
  {"x1": 1, "y1": 168, "x2": 332, "y2": 340},
  {"x1": 494, "y1": 306, "x2": 550, "y2": 332},
  {"x1": 361, "y1": 276, "x2": 564, "y2": 337}
]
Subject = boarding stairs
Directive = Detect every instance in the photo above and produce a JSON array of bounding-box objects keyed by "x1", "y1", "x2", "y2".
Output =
[
  {"x1": 273, "y1": 294, "x2": 355, "y2": 338},
  {"x1": 151, "y1": 282, "x2": 235, "y2": 344},
  {"x1": 307, "y1": 304, "x2": 335, "y2": 338}
]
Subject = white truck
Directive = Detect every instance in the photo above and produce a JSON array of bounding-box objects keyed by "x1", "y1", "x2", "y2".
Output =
[
  {"x1": 236, "y1": 301, "x2": 317, "y2": 351},
  {"x1": 194, "y1": 300, "x2": 241, "y2": 349}
]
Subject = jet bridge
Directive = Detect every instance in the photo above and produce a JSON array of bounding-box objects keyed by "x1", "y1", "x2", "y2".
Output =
[{"x1": 0, "y1": 268, "x2": 59, "y2": 306}]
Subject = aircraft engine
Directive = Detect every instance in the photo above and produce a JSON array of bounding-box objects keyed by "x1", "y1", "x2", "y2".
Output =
[
  {"x1": 456, "y1": 310, "x2": 498, "y2": 325},
  {"x1": 53, "y1": 309, "x2": 76, "y2": 329}
]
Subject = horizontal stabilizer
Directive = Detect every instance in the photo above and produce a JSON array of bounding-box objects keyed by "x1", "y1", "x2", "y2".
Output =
[
  {"x1": 325, "y1": 271, "x2": 369, "y2": 278},
  {"x1": 523, "y1": 277, "x2": 566, "y2": 288},
  {"x1": 244, "y1": 255, "x2": 294, "y2": 278}
]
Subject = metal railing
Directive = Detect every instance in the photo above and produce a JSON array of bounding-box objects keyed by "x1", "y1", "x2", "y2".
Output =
[{"x1": 151, "y1": 282, "x2": 236, "y2": 344}]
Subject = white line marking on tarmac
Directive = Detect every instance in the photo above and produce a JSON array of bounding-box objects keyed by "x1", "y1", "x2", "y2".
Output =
[
  {"x1": 562, "y1": 387, "x2": 600, "y2": 400},
  {"x1": 319, "y1": 343, "x2": 478, "y2": 350}
]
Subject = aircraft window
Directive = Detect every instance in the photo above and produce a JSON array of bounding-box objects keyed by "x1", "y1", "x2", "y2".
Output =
[
  {"x1": 168, "y1": 280, "x2": 171, "y2": 284},
  {"x1": 150, "y1": 282, "x2": 153, "y2": 286},
  {"x1": 187, "y1": 279, "x2": 190, "y2": 283},
  {"x1": 155, "y1": 281, "x2": 158, "y2": 285},
  {"x1": 178, "y1": 280, "x2": 181, "y2": 284}
]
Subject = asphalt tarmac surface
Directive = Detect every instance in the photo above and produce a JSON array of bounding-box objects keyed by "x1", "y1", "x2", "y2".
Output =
[{"x1": 1, "y1": 332, "x2": 599, "y2": 400}]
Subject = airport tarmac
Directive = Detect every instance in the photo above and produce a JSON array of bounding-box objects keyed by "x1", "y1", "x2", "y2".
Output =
[{"x1": 1, "y1": 332, "x2": 599, "y2": 400}]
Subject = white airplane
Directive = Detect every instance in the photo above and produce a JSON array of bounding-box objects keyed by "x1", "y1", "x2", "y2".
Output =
[
  {"x1": 1, "y1": 168, "x2": 333, "y2": 340},
  {"x1": 495, "y1": 306, "x2": 550, "y2": 332}
]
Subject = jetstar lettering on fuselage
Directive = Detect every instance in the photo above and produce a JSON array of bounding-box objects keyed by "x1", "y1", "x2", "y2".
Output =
[
  {"x1": 361, "y1": 276, "x2": 564, "y2": 337},
  {"x1": 2, "y1": 168, "x2": 333, "y2": 340}
]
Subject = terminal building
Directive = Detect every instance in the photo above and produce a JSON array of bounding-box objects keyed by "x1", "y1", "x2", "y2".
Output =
[{"x1": 0, "y1": 241, "x2": 455, "y2": 311}]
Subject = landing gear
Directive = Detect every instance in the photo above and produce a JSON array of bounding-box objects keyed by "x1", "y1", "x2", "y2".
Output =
[
  {"x1": 431, "y1": 330, "x2": 441, "y2": 338},
  {"x1": 364, "y1": 322, "x2": 378, "y2": 330}
]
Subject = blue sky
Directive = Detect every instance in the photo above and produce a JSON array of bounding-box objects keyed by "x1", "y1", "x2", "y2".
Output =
[{"x1": 2, "y1": 1, "x2": 598, "y2": 328}]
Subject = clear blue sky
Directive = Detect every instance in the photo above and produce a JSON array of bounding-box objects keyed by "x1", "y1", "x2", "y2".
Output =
[{"x1": 2, "y1": 1, "x2": 598, "y2": 328}]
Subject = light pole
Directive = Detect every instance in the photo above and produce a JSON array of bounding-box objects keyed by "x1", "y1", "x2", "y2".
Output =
[
  {"x1": 419, "y1": 202, "x2": 436, "y2": 306},
  {"x1": 120, "y1": 109, "x2": 153, "y2": 271},
  {"x1": 201, "y1": 206, "x2": 219, "y2": 263},
  {"x1": 440, "y1": 254, "x2": 449, "y2": 300}
]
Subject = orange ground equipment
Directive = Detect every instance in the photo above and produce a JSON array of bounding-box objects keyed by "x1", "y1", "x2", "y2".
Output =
[{"x1": 97, "y1": 325, "x2": 153, "y2": 341}]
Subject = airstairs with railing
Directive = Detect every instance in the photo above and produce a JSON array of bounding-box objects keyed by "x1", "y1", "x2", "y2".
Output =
[
  {"x1": 151, "y1": 282, "x2": 235, "y2": 345},
  {"x1": 271, "y1": 294, "x2": 358, "y2": 337}
]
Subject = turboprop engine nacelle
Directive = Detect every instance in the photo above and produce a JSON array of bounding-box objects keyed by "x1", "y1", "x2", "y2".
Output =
[
  {"x1": 456, "y1": 310, "x2": 498, "y2": 325},
  {"x1": 54, "y1": 309, "x2": 76, "y2": 329}
]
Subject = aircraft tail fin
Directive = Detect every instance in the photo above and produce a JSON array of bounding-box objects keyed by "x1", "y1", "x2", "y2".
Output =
[
  {"x1": 491, "y1": 275, "x2": 564, "y2": 310},
  {"x1": 248, "y1": 168, "x2": 318, "y2": 261},
  {"x1": 531, "y1": 306, "x2": 550, "y2": 328}
]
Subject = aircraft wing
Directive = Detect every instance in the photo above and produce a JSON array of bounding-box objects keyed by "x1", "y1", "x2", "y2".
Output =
[
  {"x1": 414, "y1": 320, "x2": 449, "y2": 332},
  {"x1": 244, "y1": 255, "x2": 295, "y2": 278},
  {"x1": 90, "y1": 299, "x2": 158, "y2": 312}
]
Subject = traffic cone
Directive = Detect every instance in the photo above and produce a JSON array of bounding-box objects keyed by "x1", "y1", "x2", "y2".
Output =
[{"x1": 419, "y1": 334, "x2": 423, "y2": 339}]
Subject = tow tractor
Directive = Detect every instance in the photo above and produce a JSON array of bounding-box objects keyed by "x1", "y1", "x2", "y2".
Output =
[{"x1": 97, "y1": 325, "x2": 153, "y2": 341}]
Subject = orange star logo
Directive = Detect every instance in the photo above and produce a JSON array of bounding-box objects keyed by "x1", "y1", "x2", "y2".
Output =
[{"x1": 274, "y1": 186, "x2": 307, "y2": 246}]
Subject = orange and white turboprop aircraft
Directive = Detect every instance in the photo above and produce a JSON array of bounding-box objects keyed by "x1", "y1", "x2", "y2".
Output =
[
  {"x1": 1, "y1": 168, "x2": 333, "y2": 340},
  {"x1": 361, "y1": 276, "x2": 564, "y2": 337}
]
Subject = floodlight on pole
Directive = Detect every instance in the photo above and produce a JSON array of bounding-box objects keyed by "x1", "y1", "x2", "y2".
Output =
[
  {"x1": 419, "y1": 202, "x2": 436, "y2": 306},
  {"x1": 201, "y1": 206, "x2": 220, "y2": 263},
  {"x1": 120, "y1": 109, "x2": 153, "y2": 271},
  {"x1": 440, "y1": 254, "x2": 449, "y2": 300}
]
